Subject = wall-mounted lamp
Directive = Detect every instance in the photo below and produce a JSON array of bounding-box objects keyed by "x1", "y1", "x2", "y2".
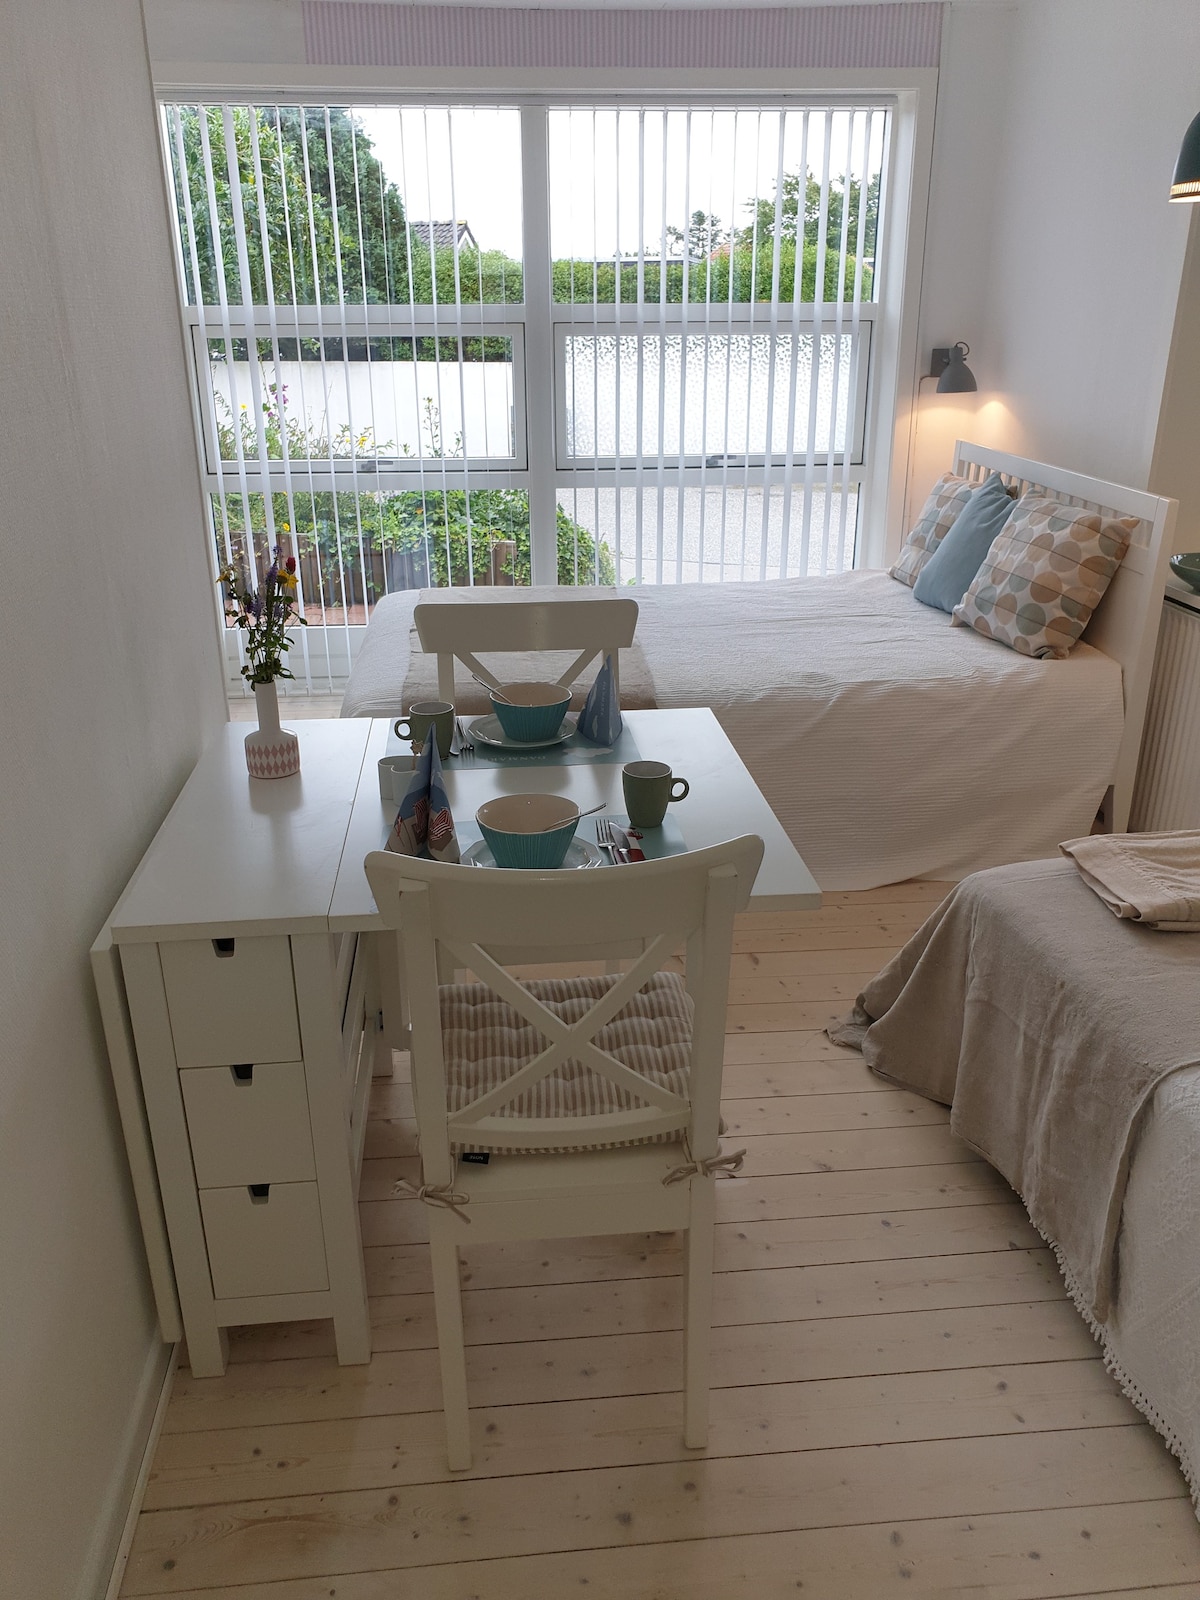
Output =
[
  {"x1": 930, "y1": 341, "x2": 978, "y2": 393},
  {"x1": 1170, "y1": 112, "x2": 1200, "y2": 202}
]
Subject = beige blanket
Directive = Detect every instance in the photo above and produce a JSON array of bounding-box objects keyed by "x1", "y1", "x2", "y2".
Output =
[
  {"x1": 401, "y1": 590, "x2": 658, "y2": 716},
  {"x1": 1060, "y1": 829, "x2": 1200, "y2": 930},
  {"x1": 829, "y1": 858, "x2": 1200, "y2": 1321}
]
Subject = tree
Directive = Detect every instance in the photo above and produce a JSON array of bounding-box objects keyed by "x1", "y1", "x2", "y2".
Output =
[
  {"x1": 167, "y1": 106, "x2": 410, "y2": 306},
  {"x1": 662, "y1": 210, "x2": 727, "y2": 260},
  {"x1": 740, "y1": 169, "x2": 880, "y2": 270}
]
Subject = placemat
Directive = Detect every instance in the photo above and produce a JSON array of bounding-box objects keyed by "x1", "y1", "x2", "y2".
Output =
[
  {"x1": 386, "y1": 716, "x2": 641, "y2": 771},
  {"x1": 602, "y1": 814, "x2": 689, "y2": 862},
  {"x1": 376, "y1": 809, "x2": 688, "y2": 866}
]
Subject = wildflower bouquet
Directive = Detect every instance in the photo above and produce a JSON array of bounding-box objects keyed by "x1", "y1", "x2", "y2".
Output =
[{"x1": 218, "y1": 543, "x2": 307, "y2": 686}]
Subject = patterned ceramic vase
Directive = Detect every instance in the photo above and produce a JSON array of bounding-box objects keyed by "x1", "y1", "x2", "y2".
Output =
[{"x1": 244, "y1": 680, "x2": 301, "y2": 778}]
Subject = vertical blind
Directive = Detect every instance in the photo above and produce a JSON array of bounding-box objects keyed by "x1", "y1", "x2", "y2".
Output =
[
  {"x1": 548, "y1": 104, "x2": 884, "y2": 586},
  {"x1": 162, "y1": 97, "x2": 889, "y2": 691}
]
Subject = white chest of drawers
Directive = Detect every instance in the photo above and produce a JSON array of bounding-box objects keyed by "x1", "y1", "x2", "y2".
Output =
[{"x1": 94, "y1": 721, "x2": 380, "y2": 1377}]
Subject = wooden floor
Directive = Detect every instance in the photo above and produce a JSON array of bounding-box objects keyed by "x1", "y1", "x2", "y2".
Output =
[
  {"x1": 227, "y1": 693, "x2": 344, "y2": 722},
  {"x1": 119, "y1": 884, "x2": 1200, "y2": 1599}
]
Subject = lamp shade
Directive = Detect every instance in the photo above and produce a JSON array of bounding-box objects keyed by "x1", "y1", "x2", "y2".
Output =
[
  {"x1": 937, "y1": 341, "x2": 977, "y2": 394},
  {"x1": 1170, "y1": 111, "x2": 1200, "y2": 201}
]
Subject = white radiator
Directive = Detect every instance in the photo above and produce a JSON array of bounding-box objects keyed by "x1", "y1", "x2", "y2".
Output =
[{"x1": 1130, "y1": 596, "x2": 1200, "y2": 831}]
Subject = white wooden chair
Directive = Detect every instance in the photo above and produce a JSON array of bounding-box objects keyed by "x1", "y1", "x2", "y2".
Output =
[
  {"x1": 363, "y1": 835, "x2": 764, "y2": 1470},
  {"x1": 413, "y1": 593, "x2": 639, "y2": 703}
]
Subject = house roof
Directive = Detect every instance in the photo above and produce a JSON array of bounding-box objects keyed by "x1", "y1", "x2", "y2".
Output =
[{"x1": 409, "y1": 220, "x2": 478, "y2": 252}]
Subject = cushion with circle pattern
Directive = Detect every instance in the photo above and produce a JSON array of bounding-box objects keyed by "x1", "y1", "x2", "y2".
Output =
[
  {"x1": 951, "y1": 494, "x2": 1138, "y2": 659},
  {"x1": 889, "y1": 472, "x2": 976, "y2": 588}
]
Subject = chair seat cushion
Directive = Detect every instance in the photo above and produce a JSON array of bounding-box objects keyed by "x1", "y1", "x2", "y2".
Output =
[{"x1": 439, "y1": 970, "x2": 693, "y2": 1152}]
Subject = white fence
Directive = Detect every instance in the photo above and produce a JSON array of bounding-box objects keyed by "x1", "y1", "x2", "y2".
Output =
[{"x1": 208, "y1": 358, "x2": 517, "y2": 463}]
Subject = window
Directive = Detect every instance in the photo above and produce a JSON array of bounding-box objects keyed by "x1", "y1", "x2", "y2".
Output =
[{"x1": 163, "y1": 98, "x2": 891, "y2": 686}]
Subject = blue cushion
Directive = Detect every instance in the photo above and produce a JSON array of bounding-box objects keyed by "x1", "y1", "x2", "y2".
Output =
[{"x1": 913, "y1": 472, "x2": 1016, "y2": 613}]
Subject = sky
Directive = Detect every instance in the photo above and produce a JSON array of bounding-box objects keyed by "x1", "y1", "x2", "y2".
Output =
[{"x1": 354, "y1": 105, "x2": 885, "y2": 262}]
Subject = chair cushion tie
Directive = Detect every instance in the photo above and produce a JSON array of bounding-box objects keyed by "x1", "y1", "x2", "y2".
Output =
[
  {"x1": 662, "y1": 1137, "x2": 746, "y2": 1186},
  {"x1": 393, "y1": 1177, "x2": 472, "y2": 1223}
]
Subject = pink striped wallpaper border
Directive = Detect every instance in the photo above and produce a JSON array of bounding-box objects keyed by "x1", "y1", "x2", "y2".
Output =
[{"x1": 302, "y1": 4, "x2": 944, "y2": 72}]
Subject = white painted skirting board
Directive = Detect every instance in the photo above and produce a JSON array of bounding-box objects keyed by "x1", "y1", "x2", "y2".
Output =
[{"x1": 88, "y1": 1342, "x2": 177, "y2": 1600}]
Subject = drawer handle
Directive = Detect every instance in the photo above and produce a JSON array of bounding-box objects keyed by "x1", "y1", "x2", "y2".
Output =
[
  {"x1": 212, "y1": 938, "x2": 236, "y2": 957},
  {"x1": 249, "y1": 1184, "x2": 270, "y2": 1203},
  {"x1": 231, "y1": 1064, "x2": 254, "y2": 1085}
]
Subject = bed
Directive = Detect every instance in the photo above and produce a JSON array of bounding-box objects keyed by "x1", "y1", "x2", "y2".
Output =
[
  {"x1": 340, "y1": 442, "x2": 1177, "y2": 889},
  {"x1": 831, "y1": 857, "x2": 1200, "y2": 1514}
]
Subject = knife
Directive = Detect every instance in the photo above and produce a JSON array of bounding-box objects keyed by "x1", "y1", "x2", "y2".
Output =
[{"x1": 609, "y1": 822, "x2": 646, "y2": 862}]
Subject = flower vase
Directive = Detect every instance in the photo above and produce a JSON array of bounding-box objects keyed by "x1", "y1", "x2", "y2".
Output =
[{"x1": 244, "y1": 680, "x2": 300, "y2": 779}]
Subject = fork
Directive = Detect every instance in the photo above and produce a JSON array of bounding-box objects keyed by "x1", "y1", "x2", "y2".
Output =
[
  {"x1": 455, "y1": 716, "x2": 474, "y2": 754},
  {"x1": 594, "y1": 816, "x2": 628, "y2": 863}
]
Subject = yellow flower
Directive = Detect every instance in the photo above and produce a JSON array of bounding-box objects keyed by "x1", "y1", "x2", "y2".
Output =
[
  {"x1": 281, "y1": 522, "x2": 291, "y2": 533},
  {"x1": 279, "y1": 569, "x2": 298, "y2": 590}
]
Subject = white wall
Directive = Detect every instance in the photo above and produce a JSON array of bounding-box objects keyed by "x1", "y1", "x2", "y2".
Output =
[
  {"x1": 1149, "y1": 206, "x2": 1200, "y2": 551},
  {"x1": 0, "y1": 1, "x2": 226, "y2": 1594},
  {"x1": 905, "y1": 1, "x2": 1014, "y2": 519},
  {"x1": 911, "y1": 0, "x2": 1200, "y2": 516}
]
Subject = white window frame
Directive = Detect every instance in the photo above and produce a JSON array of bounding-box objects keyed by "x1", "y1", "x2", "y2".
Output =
[{"x1": 157, "y1": 75, "x2": 935, "y2": 675}]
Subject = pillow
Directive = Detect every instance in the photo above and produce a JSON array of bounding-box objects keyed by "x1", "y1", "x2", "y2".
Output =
[
  {"x1": 890, "y1": 472, "x2": 974, "y2": 587},
  {"x1": 912, "y1": 472, "x2": 1017, "y2": 614},
  {"x1": 952, "y1": 494, "x2": 1138, "y2": 658}
]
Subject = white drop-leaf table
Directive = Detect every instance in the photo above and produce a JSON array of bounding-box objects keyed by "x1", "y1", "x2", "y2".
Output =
[{"x1": 93, "y1": 711, "x2": 819, "y2": 1376}]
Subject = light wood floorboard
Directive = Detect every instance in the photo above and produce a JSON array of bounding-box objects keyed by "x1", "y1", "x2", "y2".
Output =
[
  {"x1": 227, "y1": 693, "x2": 344, "y2": 721},
  {"x1": 120, "y1": 885, "x2": 1200, "y2": 1599}
]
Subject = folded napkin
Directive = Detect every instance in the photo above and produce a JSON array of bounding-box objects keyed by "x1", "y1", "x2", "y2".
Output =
[
  {"x1": 1059, "y1": 829, "x2": 1200, "y2": 930},
  {"x1": 575, "y1": 653, "x2": 622, "y2": 746},
  {"x1": 387, "y1": 734, "x2": 460, "y2": 862}
]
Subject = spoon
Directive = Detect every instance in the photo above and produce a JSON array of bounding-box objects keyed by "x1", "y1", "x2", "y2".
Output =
[
  {"x1": 472, "y1": 673, "x2": 514, "y2": 704},
  {"x1": 528, "y1": 803, "x2": 606, "y2": 834}
]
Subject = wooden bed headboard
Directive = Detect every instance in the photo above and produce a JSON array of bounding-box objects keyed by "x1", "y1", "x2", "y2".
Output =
[{"x1": 951, "y1": 441, "x2": 1177, "y2": 833}]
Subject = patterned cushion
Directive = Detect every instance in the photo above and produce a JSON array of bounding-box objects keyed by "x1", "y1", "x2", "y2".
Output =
[
  {"x1": 952, "y1": 494, "x2": 1138, "y2": 659},
  {"x1": 439, "y1": 970, "x2": 693, "y2": 1152},
  {"x1": 890, "y1": 473, "x2": 974, "y2": 587}
]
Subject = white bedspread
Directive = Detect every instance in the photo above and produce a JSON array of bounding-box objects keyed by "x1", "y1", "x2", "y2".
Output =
[{"x1": 341, "y1": 572, "x2": 1124, "y2": 889}]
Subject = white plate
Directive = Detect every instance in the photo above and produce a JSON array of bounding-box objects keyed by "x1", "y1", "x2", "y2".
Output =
[
  {"x1": 462, "y1": 838, "x2": 602, "y2": 870},
  {"x1": 466, "y1": 712, "x2": 576, "y2": 751}
]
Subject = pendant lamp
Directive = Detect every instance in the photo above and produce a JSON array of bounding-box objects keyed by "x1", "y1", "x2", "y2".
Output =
[{"x1": 1170, "y1": 112, "x2": 1200, "y2": 202}]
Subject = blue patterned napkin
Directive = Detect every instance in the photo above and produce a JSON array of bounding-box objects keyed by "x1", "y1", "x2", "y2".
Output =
[
  {"x1": 575, "y1": 653, "x2": 622, "y2": 746},
  {"x1": 386, "y1": 734, "x2": 460, "y2": 862}
]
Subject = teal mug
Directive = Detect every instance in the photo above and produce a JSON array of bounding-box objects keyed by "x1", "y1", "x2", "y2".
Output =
[
  {"x1": 394, "y1": 700, "x2": 454, "y2": 759},
  {"x1": 622, "y1": 760, "x2": 689, "y2": 829}
]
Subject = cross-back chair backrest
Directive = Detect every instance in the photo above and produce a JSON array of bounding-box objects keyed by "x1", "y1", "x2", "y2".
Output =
[
  {"x1": 364, "y1": 836, "x2": 763, "y2": 1188},
  {"x1": 413, "y1": 595, "x2": 639, "y2": 703}
]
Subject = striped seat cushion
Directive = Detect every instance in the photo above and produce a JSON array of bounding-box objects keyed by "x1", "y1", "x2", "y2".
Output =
[{"x1": 439, "y1": 970, "x2": 694, "y2": 1152}]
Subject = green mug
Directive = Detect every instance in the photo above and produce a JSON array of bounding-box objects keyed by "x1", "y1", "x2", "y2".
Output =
[
  {"x1": 622, "y1": 760, "x2": 690, "y2": 829},
  {"x1": 394, "y1": 700, "x2": 455, "y2": 759}
]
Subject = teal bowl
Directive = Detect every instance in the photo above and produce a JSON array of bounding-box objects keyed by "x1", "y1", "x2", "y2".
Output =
[
  {"x1": 1169, "y1": 552, "x2": 1200, "y2": 594},
  {"x1": 476, "y1": 794, "x2": 580, "y2": 869},
  {"x1": 491, "y1": 682, "x2": 571, "y2": 742}
]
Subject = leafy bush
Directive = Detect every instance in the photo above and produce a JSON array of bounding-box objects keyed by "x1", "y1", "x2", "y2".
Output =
[{"x1": 211, "y1": 385, "x2": 614, "y2": 605}]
